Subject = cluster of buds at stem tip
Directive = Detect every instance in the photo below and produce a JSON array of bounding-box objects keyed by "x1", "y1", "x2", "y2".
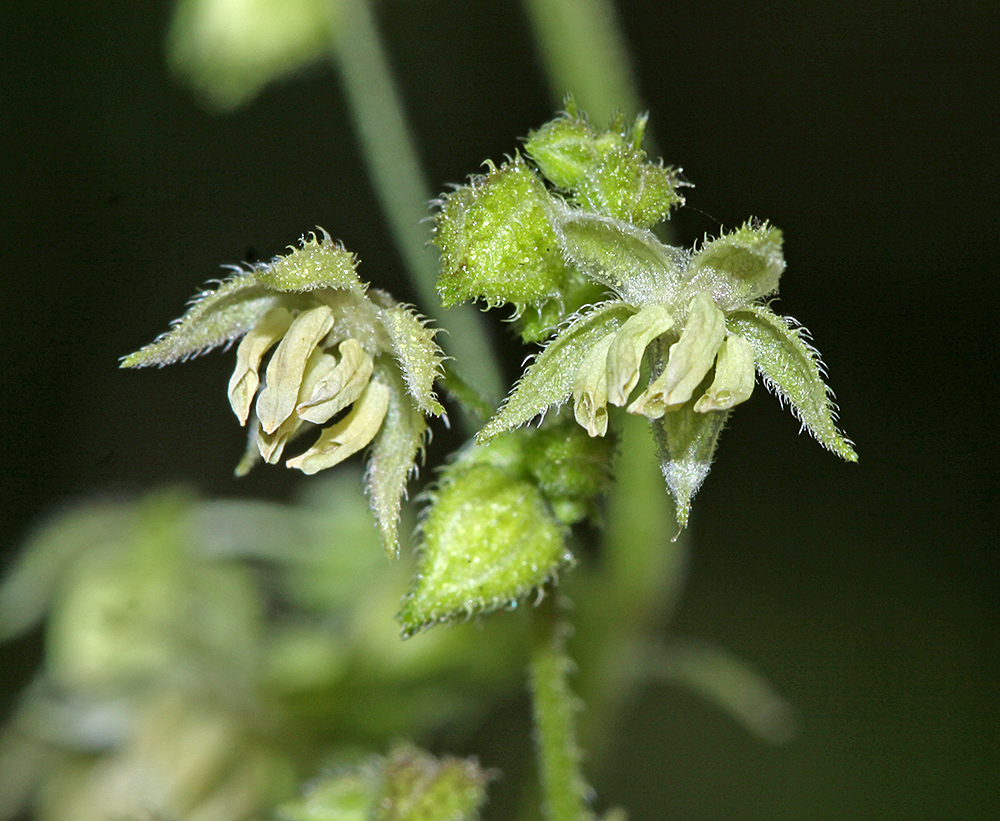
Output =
[{"x1": 122, "y1": 231, "x2": 445, "y2": 555}]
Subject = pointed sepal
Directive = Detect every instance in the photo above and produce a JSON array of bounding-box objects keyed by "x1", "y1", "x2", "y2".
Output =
[
  {"x1": 365, "y1": 367, "x2": 430, "y2": 558},
  {"x1": 727, "y1": 304, "x2": 857, "y2": 461},
  {"x1": 120, "y1": 274, "x2": 279, "y2": 367},
  {"x1": 550, "y1": 202, "x2": 687, "y2": 306},
  {"x1": 477, "y1": 301, "x2": 634, "y2": 443},
  {"x1": 372, "y1": 294, "x2": 446, "y2": 416},
  {"x1": 651, "y1": 402, "x2": 731, "y2": 528},
  {"x1": 687, "y1": 221, "x2": 785, "y2": 310},
  {"x1": 253, "y1": 229, "x2": 365, "y2": 293}
]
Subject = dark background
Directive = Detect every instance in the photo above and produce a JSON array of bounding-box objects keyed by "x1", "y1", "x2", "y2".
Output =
[{"x1": 2, "y1": 1, "x2": 995, "y2": 818}]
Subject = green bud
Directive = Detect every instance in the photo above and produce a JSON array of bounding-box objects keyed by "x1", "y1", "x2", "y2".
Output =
[
  {"x1": 573, "y1": 144, "x2": 683, "y2": 229},
  {"x1": 434, "y1": 156, "x2": 573, "y2": 316},
  {"x1": 522, "y1": 422, "x2": 615, "y2": 525},
  {"x1": 168, "y1": 0, "x2": 336, "y2": 111},
  {"x1": 276, "y1": 746, "x2": 490, "y2": 821},
  {"x1": 525, "y1": 109, "x2": 683, "y2": 228},
  {"x1": 524, "y1": 110, "x2": 602, "y2": 190},
  {"x1": 397, "y1": 462, "x2": 571, "y2": 637}
]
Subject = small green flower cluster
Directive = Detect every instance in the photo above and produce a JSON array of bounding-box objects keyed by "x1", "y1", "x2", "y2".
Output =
[
  {"x1": 433, "y1": 106, "x2": 856, "y2": 525},
  {"x1": 122, "y1": 107, "x2": 855, "y2": 634},
  {"x1": 123, "y1": 231, "x2": 444, "y2": 555}
]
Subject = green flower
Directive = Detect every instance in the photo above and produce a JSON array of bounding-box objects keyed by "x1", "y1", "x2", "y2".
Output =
[
  {"x1": 432, "y1": 104, "x2": 856, "y2": 528},
  {"x1": 478, "y1": 209, "x2": 857, "y2": 525},
  {"x1": 122, "y1": 231, "x2": 444, "y2": 554}
]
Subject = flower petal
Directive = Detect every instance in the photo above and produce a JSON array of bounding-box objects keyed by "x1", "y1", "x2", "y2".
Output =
[
  {"x1": 572, "y1": 331, "x2": 616, "y2": 437},
  {"x1": 629, "y1": 292, "x2": 725, "y2": 418},
  {"x1": 296, "y1": 338, "x2": 373, "y2": 425},
  {"x1": 606, "y1": 304, "x2": 675, "y2": 406},
  {"x1": 227, "y1": 306, "x2": 295, "y2": 425},
  {"x1": 286, "y1": 379, "x2": 390, "y2": 475},
  {"x1": 255, "y1": 305, "x2": 335, "y2": 434},
  {"x1": 694, "y1": 334, "x2": 756, "y2": 412}
]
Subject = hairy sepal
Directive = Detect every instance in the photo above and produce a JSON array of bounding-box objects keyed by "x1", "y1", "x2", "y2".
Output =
[
  {"x1": 366, "y1": 366, "x2": 429, "y2": 558},
  {"x1": 477, "y1": 301, "x2": 635, "y2": 443},
  {"x1": 652, "y1": 402, "x2": 731, "y2": 529},
  {"x1": 371, "y1": 294, "x2": 445, "y2": 416},
  {"x1": 121, "y1": 274, "x2": 279, "y2": 367},
  {"x1": 397, "y1": 462, "x2": 570, "y2": 637},
  {"x1": 686, "y1": 221, "x2": 785, "y2": 310},
  {"x1": 727, "y1": 304, "x2": 857, "y2": 461},
  {"x1": 550, "y1": 202, "x2": 687, "y2": 307},
  {"x1": 253, "y1": 230, "x2": 365, "y2": 293},
  {"x1": 434, "y1": 156, "x2": 574, "y2": 312}
]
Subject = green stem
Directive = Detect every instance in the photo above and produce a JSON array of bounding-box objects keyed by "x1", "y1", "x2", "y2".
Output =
[
  {"x1": 529, "y1": 595, "x2": 592, "y2": 821},
  {"x1": 329, "y1": 0, "x2": 501, "y2": 412},
  {"x1": 520, "y1": 0, "x2": 642, "y2": 123}
]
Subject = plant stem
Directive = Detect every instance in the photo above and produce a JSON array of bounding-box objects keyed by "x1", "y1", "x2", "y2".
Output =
[
  {"x1": 520, "y1": 0, "x2": 642, "y2": 123},
  {"x1": 329, "y1": 0, "x2": 501, "y2": 412},
  {"x1": 529, "y1": 595, "x2": 592, "y2": 821}
]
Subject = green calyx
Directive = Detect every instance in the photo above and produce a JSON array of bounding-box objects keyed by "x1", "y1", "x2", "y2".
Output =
[
  {"x1": 434, "y1": 156, "x2": 576, "y2": 321},
  {"x1": 525, "y1": 107, "x2": 684, "y2": 228},
  {"x1": 397, "y1": 418, "x2": 612, "y2": 637},
  {"x1": 440, "y1": 107, "x2": 856, "y2": 528},
  {"x1": 122, "y1": 231, "x2": 445, "y2": 557},
  {"x1": 276, "y1": 745, "x2": 490, "y2": 821}
]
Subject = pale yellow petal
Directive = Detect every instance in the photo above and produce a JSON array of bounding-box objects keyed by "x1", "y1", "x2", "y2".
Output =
[
  {"x1": 286, "y1": 380, "x2": 390, "y2": 475},
  {"x1": 296, "y1": 338, "x2": 374, "y2": 425},
  {"x1": 629, "y1": 292, "x2": 725, "y2": 418},
  {"x1": 605, "y1": 304, "x2": 675, "y2": 406},
  {"x1": 256, "y1": 305, "x2": 335, "y2": 434},
  {"x1": 572, "y1": 331, "x2": 616, "y2": 437},
  {"x1": 694, "y1": 333, "x2": 756, "y2": 412},
  {"x1": 227, "y1": 307, "x2": 294, "y2": 425},
  {"x1": 256, "y1": 414, "x2": 305, "y2": 464}
]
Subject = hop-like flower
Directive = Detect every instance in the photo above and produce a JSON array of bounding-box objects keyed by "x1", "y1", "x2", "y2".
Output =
[
  {"x1": 433, "y1": 109, "x2": 856, "y2": 527},
  {"x1": 123, "y1": 231, "x2": 445, "y2": 554}
]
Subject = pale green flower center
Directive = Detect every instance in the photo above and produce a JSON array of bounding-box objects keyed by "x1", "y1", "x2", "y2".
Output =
[
  {"x1": 228, "y1": 302, "x2": 387, "y2": 472},
  {"x1": 571, "y1": 292, "x2": 757, "y2": 435}
]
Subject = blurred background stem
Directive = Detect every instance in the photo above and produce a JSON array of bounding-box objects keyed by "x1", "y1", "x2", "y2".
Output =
[
  {"x1": 329, "y1": 0, "x2": 501, "y2": 415},
  {"x1": 520, "y1": 0, "x2": 642, "y2": 124}
]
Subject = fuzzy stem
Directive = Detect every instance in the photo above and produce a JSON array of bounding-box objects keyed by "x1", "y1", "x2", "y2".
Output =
[
  {"x1": 329, "y1": 0, "x2": 501, "y2": 410},
  {"x1": 520, "y1": 0, "x2": 642, "y2": 123},
  {"x1": 529, "y1": 595, "x2": 592, "y2": 821}
]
